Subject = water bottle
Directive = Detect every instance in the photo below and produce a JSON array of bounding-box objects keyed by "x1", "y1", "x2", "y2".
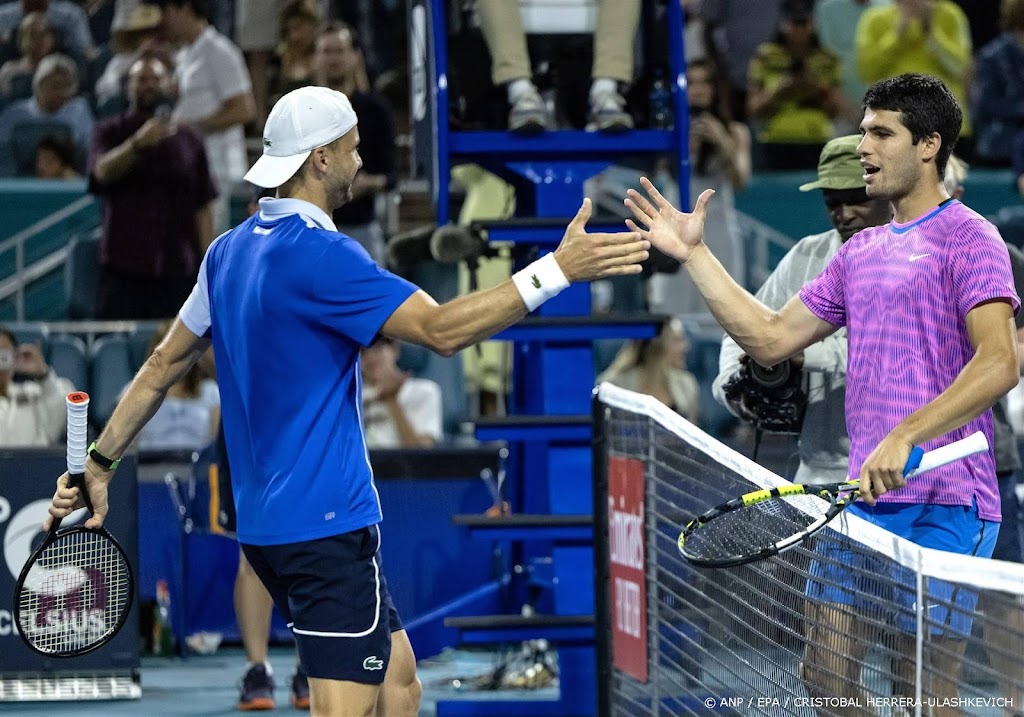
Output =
[
  {"x1": 152, "y1": 579, "x2": 175, "y2": 656},
  {"x1": 649, "y1": 70, "x2": 673, "y2": 130}
]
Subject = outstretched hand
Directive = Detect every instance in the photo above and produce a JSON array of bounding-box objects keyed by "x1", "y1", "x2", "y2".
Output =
[
  {"x1": 624, "y1": 177, "x2": 715, "y2": 265},
  {"x1": 552, "y1": 198, "x2": 650, "y2": 282}
]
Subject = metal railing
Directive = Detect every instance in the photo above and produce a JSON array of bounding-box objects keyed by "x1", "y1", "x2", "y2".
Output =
[{"x1": 0, "y1": 194, "x2": 97, "y2": 321}]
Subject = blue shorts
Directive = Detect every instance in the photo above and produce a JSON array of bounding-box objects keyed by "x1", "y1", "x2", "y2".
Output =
[
  {"x1": 241, "y1": 524, "x2": 403, "y2": 683},
  {"x1": 806, "y1": 500, "x2": 999, "y2": 637}
]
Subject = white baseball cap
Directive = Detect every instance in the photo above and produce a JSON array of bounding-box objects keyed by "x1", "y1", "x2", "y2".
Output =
[{"x1": 244, "y1": 86, "x2": 358, "y2": 188}]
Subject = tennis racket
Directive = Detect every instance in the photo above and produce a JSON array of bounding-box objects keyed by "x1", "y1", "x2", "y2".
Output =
[
  {"x1": 678, "y1": 430, "x2": 990, "y2": 568},
  {"x1": 13, "y1": 392, "x2": 135, "y2": 657}
]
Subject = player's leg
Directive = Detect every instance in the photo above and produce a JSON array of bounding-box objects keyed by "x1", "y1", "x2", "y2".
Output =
[
  {"x1": 236, "y1": 545, "x2": 289, "y2": 711},
  {"x1": 375, "y1": 628, "x2": 422, "y2": 717},
  {"x1": 801, "y1": 541, "x2": 876, "y2": 716}
]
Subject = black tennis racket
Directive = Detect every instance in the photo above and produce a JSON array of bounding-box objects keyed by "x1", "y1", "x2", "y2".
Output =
[
  {"x1": 678, "y1": 431, "x2": 990, "y2": 568},
  {"x1": 13, "y1": 392, "x2": 134, "y2": 657}
]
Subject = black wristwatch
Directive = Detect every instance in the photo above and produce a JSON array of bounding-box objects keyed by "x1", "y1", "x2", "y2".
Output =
[{"x1": 88, "y1": 441, "x2": 121, "y2": 471}]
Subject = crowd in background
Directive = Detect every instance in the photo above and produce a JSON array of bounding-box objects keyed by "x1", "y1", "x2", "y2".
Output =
[{"x1": 0, "y1": 0, "x2": 1023, "y2": 444}]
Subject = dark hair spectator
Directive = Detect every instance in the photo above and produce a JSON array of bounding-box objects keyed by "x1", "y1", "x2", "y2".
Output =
[
  {"x1": 0, "y1": 0, "x2": 96, "y2": 61},
  {"x1": 35, "y1": 131, "x2": 77, "y2": 177},
  {"x1": 268, "y1": 0, "x2": 319, "y2": 105},
  {"x1": 0, "y1": 323, "x2": 76, "y2": 447}
]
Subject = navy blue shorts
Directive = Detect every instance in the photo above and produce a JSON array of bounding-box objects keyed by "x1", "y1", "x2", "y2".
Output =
[{"x1": 241, "y1": 524, "x2": 403, "y2": 683}]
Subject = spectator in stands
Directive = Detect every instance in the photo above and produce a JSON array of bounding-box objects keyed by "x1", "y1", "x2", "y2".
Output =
[
  {"x1": 159, "y1": 0, "x2": 255, "y2": 234},
  {"x1": 856, "y1": 0, "x2": 973, "y2": 144},
  {"x1": 701, "y1": 0, "x2": 784, "y2": 122},
  {"x1": 0, "y1": 0, "x2": 95, "y2": 61},
  {"x1": 649, "y1": 57, "x2": 750, "y2": 317},
  {"x1": 598, "y1": 318, "x2": 700, "y2": 425},
  {"x1": 93, "y1": 2, "x2": 163, "y2": 110},
  {"x1": 268, "y1": 0, "x2": 318, "y2": 106},
  {"x1": 89, "y1": 54, "x2": 217, "y2": 319},
  {"x1": 0, "y1": 11, "x2": 54, "y2": 99},
  {"x1": 234, "y1": 0, "x2": 276, "y2": 134},
  {"x1": 0, "y1": 53, "x2": 93, "y2": 175},
  {"x1": 713, "y1": 135, "x2": 892, "y2": 485},
  {"x1": 315, "y1": 22, "x2": 396, "y2": 263},
  {"x1": 747, "y1": 0, "x2": 845, "y2": 170},
  {"x1": 361, "y1": 337, "x2": 442, "y2": 448},
  {"x1": 0, "y1": 326, "x2": 75, "y2": 447},
  {"x1": 129, "y1": 321, "x2": 219, "y2": 452},
  {"x1": 475, "y1": 0, "x2": 640, "y2": 133},
  {"x1": 34, "y1": 131, "x2": 76, "y2": 177},
  {"x1": 814, "y1": 0, "x2": 887, "y2": 131},
  {"x1": 971, "y1": 0, "x2": 1024, "y2": 166}
]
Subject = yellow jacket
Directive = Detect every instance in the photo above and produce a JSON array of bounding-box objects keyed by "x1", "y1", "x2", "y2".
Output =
[{"x1": 855, "y1": 2, "x2": 972, "y2": 134}]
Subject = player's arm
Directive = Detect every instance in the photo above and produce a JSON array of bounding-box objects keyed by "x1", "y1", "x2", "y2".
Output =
[
  {"x1": 858, "y1": 299, "x2": 1019, "y2": 504},
  {"x1": 381, "y1": 199, "x2": 650, "y2": 355},
  {"x1": 91, "y1": 318, "x2": 211, "y2": 464},
  {"x1": 625, "y1": 177, "x2": 836, "y2": 367}
]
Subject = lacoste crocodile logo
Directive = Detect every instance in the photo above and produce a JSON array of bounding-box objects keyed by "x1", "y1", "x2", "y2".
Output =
[
  {"x1": 531, "y1": 274, "x2": 541, "y2": 289},
  {"x1": 363, "y1": 656, "x2": 384, "y2": 671}
]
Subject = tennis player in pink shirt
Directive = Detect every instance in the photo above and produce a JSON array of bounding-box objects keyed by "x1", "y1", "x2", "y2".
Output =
[{"x1": 625, "y1": 74, "x2": 1019, "y2": 715}]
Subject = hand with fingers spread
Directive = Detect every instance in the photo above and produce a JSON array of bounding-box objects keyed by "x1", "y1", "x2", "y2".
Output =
[
  {"x1": 44, "y1": 463, "x2": 113, "y2": 530},
  {"x1": 624, "y1": 177, "x2": 715, "y2": 265},
  {"x1": 551, "y1": 198, "x2": 651, "y2": 282}
]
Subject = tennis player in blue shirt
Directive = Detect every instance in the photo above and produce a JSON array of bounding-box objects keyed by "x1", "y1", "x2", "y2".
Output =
[{"x1": 45, "y1": 86, "x2": 650, "y2": 716}]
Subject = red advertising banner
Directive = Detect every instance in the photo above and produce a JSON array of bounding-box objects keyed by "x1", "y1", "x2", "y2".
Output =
[{"x1": 608, "y1": 456, "x2": 648, "y2": 683}]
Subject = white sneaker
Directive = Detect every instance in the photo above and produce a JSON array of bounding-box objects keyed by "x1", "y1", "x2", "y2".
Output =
[
  {"x1": 586, "y1": 90, "x2": 634, "y2": 132},
  {"x1": 508, "y1": 87, "x2": 549, "y2": 134}
]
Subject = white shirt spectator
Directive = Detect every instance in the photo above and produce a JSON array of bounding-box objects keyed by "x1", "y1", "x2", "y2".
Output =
[
  {"x1": 0, "y1": 372, "x2": 74, "y2": 447},
  {"x1": 173, "y1": 25, "x2": 251, "y2": 227},
  {"x1": 361, "y1": 378, "x2": 442, "y2": 449},
  {"x1": 137, "y1": 378, "x2": 220, "y2": 452}
]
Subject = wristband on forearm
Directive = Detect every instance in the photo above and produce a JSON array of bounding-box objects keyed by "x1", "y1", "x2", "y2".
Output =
[
  {"x1": 87, "y1": 441, "x2": 121, "y2": 471},
  {"x1": 511, "y1": 253, "x2": 570, "y2": 312}
]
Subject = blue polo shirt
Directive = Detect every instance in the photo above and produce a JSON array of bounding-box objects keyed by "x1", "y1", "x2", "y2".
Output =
[{"x1": 180, "y1": 197, "x2": 418, "y2": 545}]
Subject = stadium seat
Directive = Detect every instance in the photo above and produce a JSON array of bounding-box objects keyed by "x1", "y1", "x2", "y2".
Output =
[
  {"x1": 47, "y1": 334, "x2": 87, "y2": 391},
  {"x1": 128, "y1": 325, "x2": 155, "y2": 372},
  {"x1": 12, "y1": 326, "x2": 46, "y2": 352},
  {"x1": 89, "y1": 333, "x2": 134, "y2": 430},
  {"x1": 10, "y1": 120, "x2": 74, "y2": 177},
  {"x1": 65, "y1": 230, "x2": 100, "y2": 319}
]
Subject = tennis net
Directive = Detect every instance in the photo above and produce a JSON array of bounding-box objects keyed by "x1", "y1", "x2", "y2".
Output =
[{"x1": 593, "y1": 383, "x2": 1024, "y2": 717}]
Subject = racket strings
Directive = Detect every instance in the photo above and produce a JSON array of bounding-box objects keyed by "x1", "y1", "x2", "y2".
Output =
[
  {"x1": 18, "y1": 530, "x2": 131, "y2": 654},
  {"x1": 684, "y1": 492, "x2": 836, "y2": 562}
]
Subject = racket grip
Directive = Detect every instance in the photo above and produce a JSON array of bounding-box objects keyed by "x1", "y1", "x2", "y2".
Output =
[
  {"x1": 905, "y1": 430, "x2": 990, "y2": 477},
  {"x1": 66, "y1": 392, "x2": 90, "y2": 474},
  {"x1": 902, "y1": 447, "x2": 924, "y2": 476}
]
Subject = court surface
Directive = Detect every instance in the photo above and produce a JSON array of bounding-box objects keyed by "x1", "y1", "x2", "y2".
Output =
[{"x1": 0, "y1": 646, "x2": 558, "y2": 716}]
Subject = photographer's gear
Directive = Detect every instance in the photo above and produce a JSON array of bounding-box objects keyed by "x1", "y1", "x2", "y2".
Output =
[{"x1": 722, "y1": 355, "x2": 808, "y2": 435}]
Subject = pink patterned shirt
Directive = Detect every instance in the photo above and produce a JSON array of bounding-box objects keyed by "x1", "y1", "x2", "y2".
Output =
[{"x1": 799, "y1": 200, "x2": 1020, "y2": 521}]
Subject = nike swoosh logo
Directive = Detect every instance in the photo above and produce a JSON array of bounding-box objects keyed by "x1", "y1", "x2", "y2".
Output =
[{"x1": 909, "y1": 253, "x2": 931, "y2": 262}]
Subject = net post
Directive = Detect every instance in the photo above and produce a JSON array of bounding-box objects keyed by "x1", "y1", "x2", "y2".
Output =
[{"x1": 592, "y1": 386, "x2": 613, "y2": 717}]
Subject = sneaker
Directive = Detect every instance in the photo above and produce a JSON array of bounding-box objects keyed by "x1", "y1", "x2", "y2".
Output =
[
  {"x1": 586, "y1": 90, "x2": 634, "y2": 132},
  {"x1": 508, "y1": 87, "x2": 549, "y2": 135},
  {"x1": 291, "y1": 668, "x2": 310, "y2": 710},
  {"x1": 238, "y1": 663, "x2": 275, "y2": 711}
]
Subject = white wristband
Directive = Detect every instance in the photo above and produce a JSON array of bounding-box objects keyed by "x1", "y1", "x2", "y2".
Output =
[{"x1": 512, "y1": 253, "x2": 570, "y2": 312}]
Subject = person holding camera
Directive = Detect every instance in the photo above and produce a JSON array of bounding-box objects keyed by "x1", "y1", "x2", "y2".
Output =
[
  {"x1": 0, "y1": 326, "x2": 75, "y2": 448},
  {"x1": 89, "y1": 53, "x2": 217, "y2": 320},
  {"x1": 712, "y1": 135, "x2": 892, "y2": 484},
  {"x1": 747, "y1": 0, "x2": 845, "y2": 170}
]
